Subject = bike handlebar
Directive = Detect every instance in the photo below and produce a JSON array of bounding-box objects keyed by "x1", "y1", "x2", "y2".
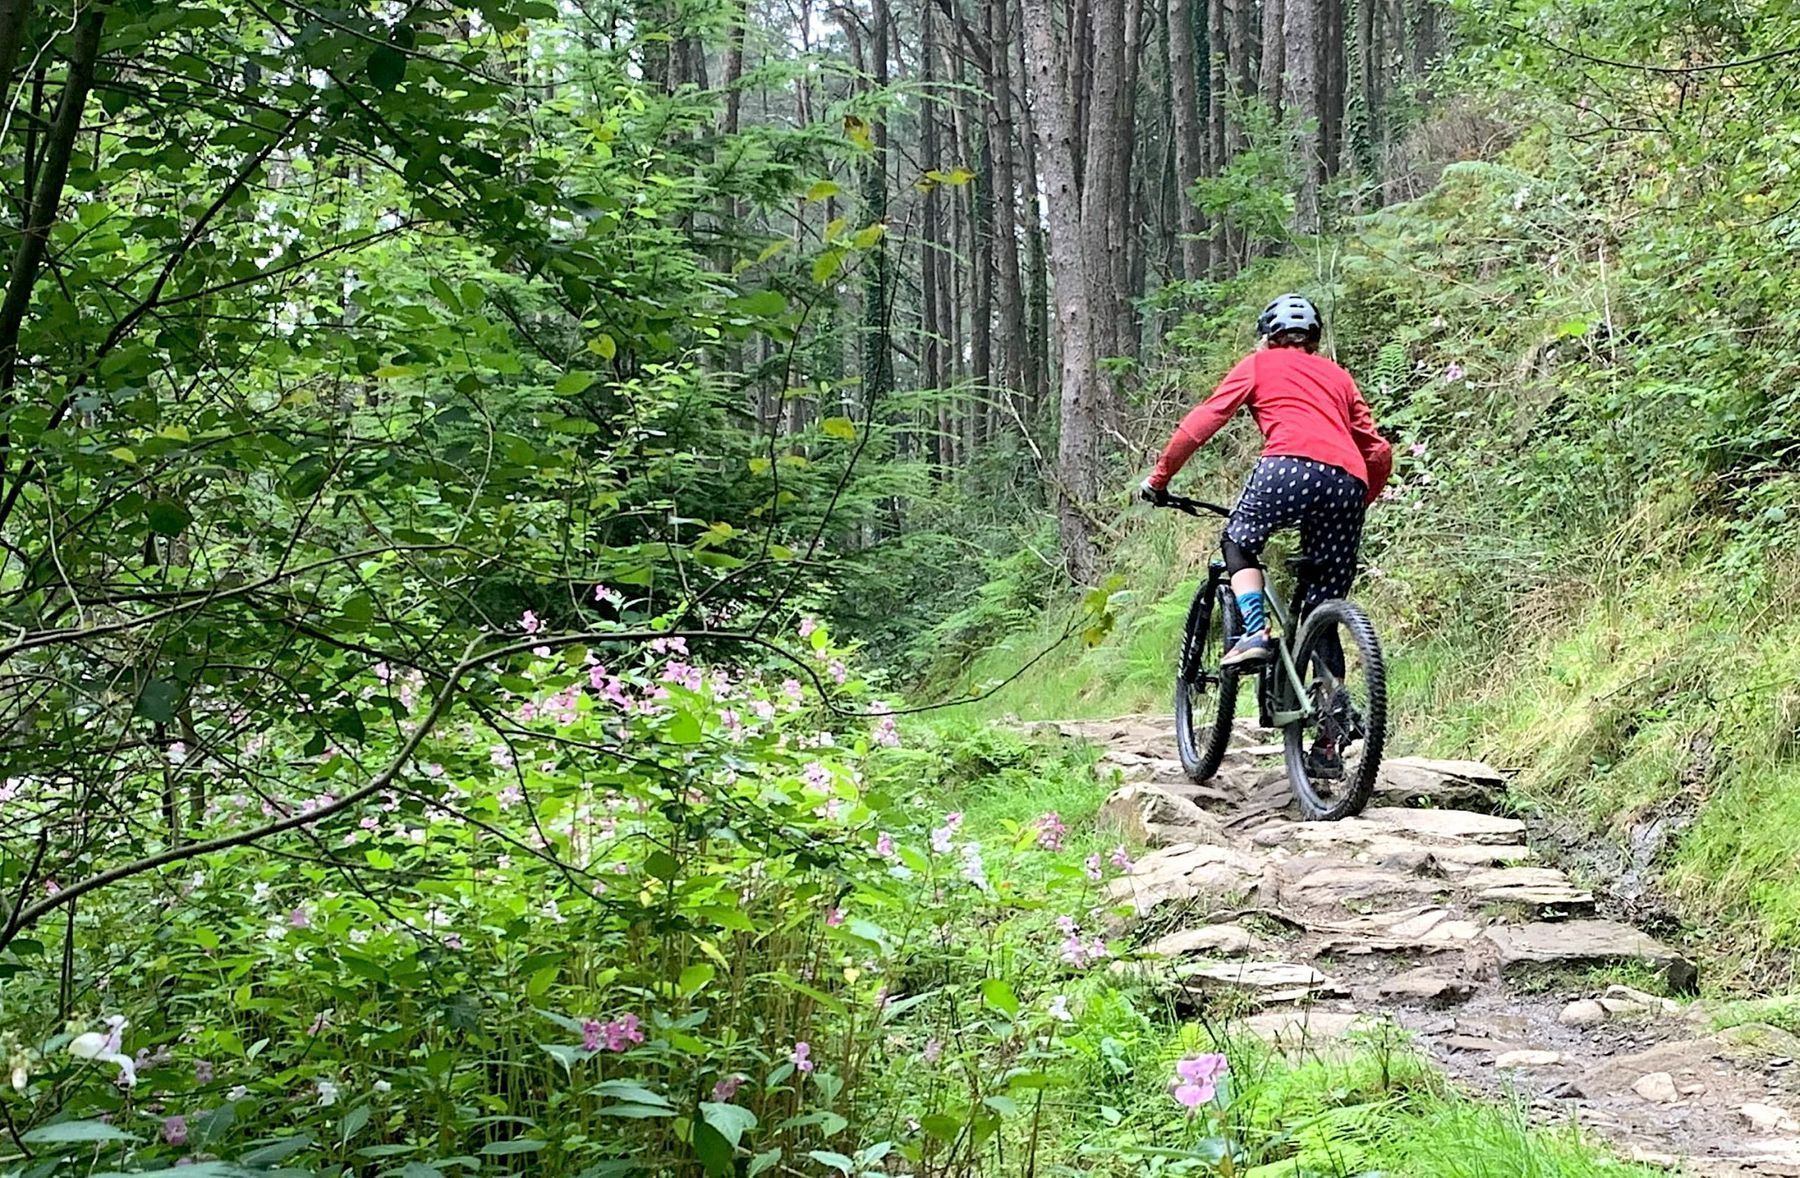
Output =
[{"x1": 1156, "y1": 493, "x2": 1231, "y2": 518}]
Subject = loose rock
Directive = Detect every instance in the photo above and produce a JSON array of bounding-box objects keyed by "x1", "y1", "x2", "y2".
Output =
[
  {"x1": 1146, "y1": 924, "x2": 1253, "y2": 958},
  {"x1": 1633, "y1": 1072, "x2": 1682, "y2": 1104},
  {"x1": 1495, "y1": 1050, "x2": 1563, "y2": 1068},
  {"x1": 1559, "y1": 1000, "x2": 1607, "y2": 1028},
  {"x1": 1739, "y1": 1102, "x2": 1800, "y2": 1133}
]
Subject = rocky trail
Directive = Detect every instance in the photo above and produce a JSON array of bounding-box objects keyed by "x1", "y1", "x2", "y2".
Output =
[{"x1": 1046, "y1": 715, "x2": 1800, "y2": 1176}]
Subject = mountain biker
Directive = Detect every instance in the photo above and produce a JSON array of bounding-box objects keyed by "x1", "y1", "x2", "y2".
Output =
[{"x1": 1138, "y1": 294, "x2": 1392, "y2": 672}]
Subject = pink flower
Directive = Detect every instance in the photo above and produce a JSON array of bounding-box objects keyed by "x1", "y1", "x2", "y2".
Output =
[
  {"x1": 803, "y1": 762, "x2": 832, "y2": 790},
  {"x1": 828, "y1": 660, "x2": 848, "y2": 685},
  {"x1": 1409, "y1": 440, "x2": 1427, "y2": 458},
  {"x1": 532, "y1": 645, "x2": 552, "y2": 658},
  {"x1": 594, "y1": 584, "x2": 623, "y2": 606},
  {"x1": 649, "y1": 636, "x2": 688, "y2": 656},
  {"x1": 781, "y1": 679, "x2": 804, "y2": 706},
  {"x1": 1035, "y1": 811, "x2": 1067, "y2": 851},
  {"x1": 288, "y1": 906, "x2": 311, "y2": 929},
  {"x1": 1084, "y1": 854, "x2": 1103, "y2": 882},
  {"x1": 873, "y1": 715, "x2": 900, "y2": 747},
  {"x1": 825, "y1": 907, "x2": 845, "y2": 928},
  {"x1": 799, "y1": 617, "x2": 819, "y2": 638},
  {"x1": 194, "y1": 1060, "x2": 213, "y2": 1084},
  {"x1": 922, "y1": 1038, "x2": 943, "y2": 1063},
  {"x1": 308, "y1": 1011, "x2": 329, "y2": 1035},
  {"x1": 790, "y1": 1041, "x2": 814, "y2": 1074},
  {"x1": 1109, "y1": 846, "x2": 1134, "y2": 872},
  {"x1": 1443, "y1": 362, "x2": 1465, "y2": 383},
  {"x1": 930, "y1": 812, "x2": 964, "y2": 854},
  {"x1": 712, "y1": 1073, "x2": 745, "y2": 1102},
  {"x1": 162, "y1": 1115, "x2": 188, "y2": 1146},
  {"x1": 1173, "y1": 1053, "x2": 1228, "y2": 1111},
  {"x1": 875, "y1": 832, "x2": 896, "y2": 859},
  {"x1": 521, "y1": 610, "x2": 542, "y2": 634},
  {"x1": 581, "y1": 1020, "x2": 603, "y2": 1053},
  {"x1": 598, "y1": 1015, "x2": 644, "y2": 1052}
]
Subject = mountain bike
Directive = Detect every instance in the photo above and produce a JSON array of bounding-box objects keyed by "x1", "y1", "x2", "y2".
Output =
[{"x1": 1154, "y1": 493, "x2": 1387, "y2": 821}]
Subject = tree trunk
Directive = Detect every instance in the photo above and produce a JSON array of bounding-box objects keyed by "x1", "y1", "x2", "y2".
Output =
[
  {"x1": 1109, "y1": 0, "x2": 1144, "y2": 359},
  {"x1": 1206, "y1": 0, "x2": 1227, "y2": 269},
  {"x1": 1169, "y1": 0, "x2": 1207, "y2": 280},
  {"x1": 1260, "y1": 0, "x2": 1284, "y2": 115},
  {"x1": 988, "y1": 0, "x2": 1028, "y2": 422},
  {"x1": 0, "y1": 8, "x2": 104, "y2": 397},
  {"x1": 1357, "y1": 0, "x2": 1377, "y2": 174},
  {"x1": 1286, "y1": 0, "x2": 1323, "y2": 233},
  {"x1": 1080, "y1": 0, "x2": 1126, "y2": 364},
  {"x1": 1023, "y1": 0, "x2": 1105, "y2": 583},
  {"x1": 1012, "y1": 13, "x2": 1052, "y2": 419},
  {"x1": 861, "y1": 0, "x2": 893, "y2": 415}
]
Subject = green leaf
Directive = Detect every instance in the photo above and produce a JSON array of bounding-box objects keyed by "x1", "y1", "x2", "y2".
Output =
[
  {"x1": 480, "y1": 1137, "x2": 547, "y2": 1155},
  {"x1": 700, "y1": 1102, "x2": 756, "y2": 1147},
  {"x1": 22, "y1": 1120, "x2": 139, "y2": 1146},
  {"x1": 400, "y1": 1165, "x2": 446, "y2": 1178},
  {"x1": 555, "y1": 371, "x2": 596, "y2": 395},
  {"x1": 340, "y1": 1104, "x2": 371, "y2": 1142},
  {"x1": 811, "y1": 248, "x2": 846, "y2": 285},
  {"x1": 980, "y1": 978, "x2": 1020, "y2": 1019},
  {"x1": 820, "y1": 416, "x2": 856, "y2": 440},
  {"x1": 803, "y1": 180, "x2": 840, "y2": 201},
  {"x1": 136, "y1": 676, "x2": 178, "y2": 725},
  {"x1": 678, "y1": 963, "x2": 716, "y2": 997},
  {"x1": 590, "y1": 1081, "x2": 673, "y2": 1107},
  {"x1": 238, "y1": 1134, "x2": 315, "y2": 1167},
  {"x1": 644, "y1": 850, "x2": 680, "y2": 881},
  {"x1": 747, "y1": 1149, "x2": 782, "y2": 1177},
  {"x1": 598, "y1": 1103, "x2": 676, "y2": 1119},
  {"x1": 145, "y1": 499, "x2": 191, "y2": 536},
  {"x1": 589, "y1": 333, "x2": 617, "y2": 360},
  {"x1": 852, "y1": 223, "x2": 887, "y2": 250},
  {"x1": 808, "y1": 1150, "x2": 856, "y2": 1174},
  {"x1": 368, "y1": 44, "x2": 407, "y2": 91},
  {"x1": 526, "y1": 964, "x2": 559, "y2": 999}
]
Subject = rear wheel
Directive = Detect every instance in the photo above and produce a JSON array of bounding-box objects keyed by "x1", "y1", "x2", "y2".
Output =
[
  {"x1": 1175, "y1": 578, "x2": 1241, "y2": 782},
  {"x1": 1283, "y1": 599, "x2": 1386, "y2": 820}
]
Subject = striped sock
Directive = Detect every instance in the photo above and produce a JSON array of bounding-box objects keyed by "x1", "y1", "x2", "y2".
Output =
[{"x1": 1236, "y1": 590, "x2": 1267, "y2": 636}]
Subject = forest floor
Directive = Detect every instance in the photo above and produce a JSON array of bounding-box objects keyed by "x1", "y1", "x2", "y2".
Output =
[{"x1": 1048, "y1": 714, "x2": 1800, "y2": 1176}]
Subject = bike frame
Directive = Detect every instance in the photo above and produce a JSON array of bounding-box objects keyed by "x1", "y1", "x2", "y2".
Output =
[{"x1": 1172, "y1": 494, "x2": 1318, "y2": 729}]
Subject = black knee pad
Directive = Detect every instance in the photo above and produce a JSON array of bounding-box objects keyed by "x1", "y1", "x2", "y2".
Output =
[{"x1": 1221, "y1": 536, "x2": 1262, "y2": 576}]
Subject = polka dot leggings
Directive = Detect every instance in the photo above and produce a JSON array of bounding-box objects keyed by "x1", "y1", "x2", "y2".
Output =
[{"x1": 1223, "y1": 456, "x2": 1367, "y2": 617}]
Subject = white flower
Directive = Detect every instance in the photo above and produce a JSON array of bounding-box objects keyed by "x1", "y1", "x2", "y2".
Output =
[
  {"x1": 348, "y1": 928, "x2": 370, "y2": 945},
  {"x1": 1047, "y1": 995, "x2": 1073, "y2": 1023},
  {"x1": 308, "y1": 68, "x2": 329, "y2": 89},
  {"x1": 251, "y1": 881, "x2": 272, "y2": 904},
  {"x1": 228, "y1": 1084, "x2": 248, "y2": 1100},
  {"x1": 317, "y1": 1078, "x2": 340, "y2": 1107},
  {"x1": 11, "y1": 1064, "x2": 28, "y2": 1091},
  {"x1": 67, "y1": 1016, "x2": 136, "y2": 1088},
  {"x1": 189, "y1": 871, "x2": 205, "y2": 891},
  {"x1": 373, "y1": 1079, "x2": 393, "y2": 1093},
  {"x1": 542, "y1": 900, "x2": 565, "y2": 924},
  {"x1": 265, "y1": 924, "x2": 287, "y2": 941}
]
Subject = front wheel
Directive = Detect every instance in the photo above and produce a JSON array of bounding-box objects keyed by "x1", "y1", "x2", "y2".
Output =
[
  {"x1": 1283, "y1": 599, "x2": 1386, "y2": 821},
  {"x1": 1175, "y1": 577, "x2": 1241, "y2": 782}
]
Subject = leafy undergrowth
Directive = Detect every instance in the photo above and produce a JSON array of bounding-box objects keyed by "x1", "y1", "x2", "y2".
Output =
[{"x1": 3, "y1": 657, "x2": 1660, "y2": 1176}]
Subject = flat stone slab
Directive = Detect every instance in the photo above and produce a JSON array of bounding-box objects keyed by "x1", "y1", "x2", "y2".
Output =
[
  {"x1": 1483, "y1": 920, "x2": 1696, "y2": 990},
  {"x1": 1146, "y1": 924, "x2": 1254, "y2": 958},
  {"x1": 1465, "y1": 866, "x2": 1594, "y2": 909},
  {"x1": 1181, "y1": 960, "x2": 1333, "y2": 995},
  {"x1": 1244, "y1": 1009, "x2": 1371, "y2": 1049},
  {"x1": 1107, "y1": 843, "x2": 1262, "y2": 917},
  {"x1": 1378, "y1": 967, "x2": 1477, "y2": 1006},
  {"x1": 1495, "y1": 1049, "x2": 1563, "y2": 1068},
  {"x1": 1096, "y1": 782, "x2": 1230, "y2": 848},
  {"x1": 1361, "y1": 806, "x2": 1526, "y2": 844},
  {"x1": 1376, "y1": 757, "x2": 1506, "y2": 809},
  {"x1": 1313, "y1": 905, "x2": 1486, "y2": 956},
  {"x1": 1275, "y1": 859, "x2": 1447, "y2": 912}
]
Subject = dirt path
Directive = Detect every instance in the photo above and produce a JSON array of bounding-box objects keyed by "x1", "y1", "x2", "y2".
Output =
[{"x1": 1047, "y1": 715, "x2": 1800, "y2": 1176}]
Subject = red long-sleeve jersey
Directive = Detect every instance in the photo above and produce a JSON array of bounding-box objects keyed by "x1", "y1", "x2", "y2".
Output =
[{"x1": 1147, "y1": 347, "x2": 1393, "y2": 504}]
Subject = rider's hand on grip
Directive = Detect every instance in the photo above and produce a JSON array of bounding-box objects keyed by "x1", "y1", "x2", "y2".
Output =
[{"x1": 1137, "y1": 478, "x2": 1170, "y2": 506}]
